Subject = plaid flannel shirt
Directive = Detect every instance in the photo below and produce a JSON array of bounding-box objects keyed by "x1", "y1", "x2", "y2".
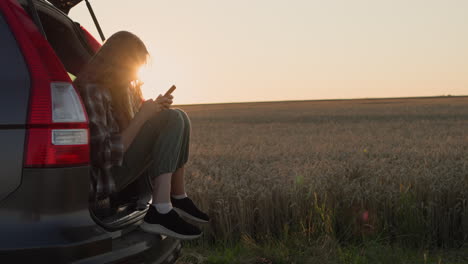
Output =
[{"x1": 76, "y1": 82, "x2": 124, "y2": 199}]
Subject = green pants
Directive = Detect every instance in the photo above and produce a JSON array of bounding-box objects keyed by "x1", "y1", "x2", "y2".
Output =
[{"x1": 112, "y1": 108, "x2": 191, "y2": 192}]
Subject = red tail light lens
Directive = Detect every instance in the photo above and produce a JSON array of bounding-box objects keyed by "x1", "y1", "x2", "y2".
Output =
[
  {"x1": 25, "y1": 128, "x2": 89, "y2": 166},
  {"x1": 25, "y1": 81, "x2": 90, "y2": 167}
]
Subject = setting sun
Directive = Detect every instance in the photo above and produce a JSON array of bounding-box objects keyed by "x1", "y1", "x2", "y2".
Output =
[
  {"x1": 137, "y1": 63, "x2": 152, "y2": 97},
  {"x1": 136, "y1": 57, "x2": 190, "y2": 103},
  {"x1": 137, "y1": 61, "x2": 171, "y2": 101}
]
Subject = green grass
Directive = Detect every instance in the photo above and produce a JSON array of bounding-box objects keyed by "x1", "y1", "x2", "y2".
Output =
[{"x1": 177, "y1": 237, "x2": 468, "y2": 264}]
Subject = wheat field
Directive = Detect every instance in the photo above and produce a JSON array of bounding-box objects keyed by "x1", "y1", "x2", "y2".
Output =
[{"x1": 179, "y1": 97, "x2": 468, "y2": 248}]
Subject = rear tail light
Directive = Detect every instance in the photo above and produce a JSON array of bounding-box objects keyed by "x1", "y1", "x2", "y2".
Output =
[
  {"x1": 0, "y1": 0, "x2": 90, "y2": 167},
  {"x1": 24, "y1": 82, "x2": 90, "y2": 167},
  {"x1": 51, "y1": 82, "x2": 86, "y2": 122},
  {"x1": 25, "y1": 128, "x2": 89, "y2": 166},
  {"x1": 24, "y1": 78, "x2": 90, "y2": 167},
  {"x1": 52, "y1": 129, "x2": 88, "y2": 145},
  {"x1": 24, "y1": 79, "x2": 90, "y2": 167}
]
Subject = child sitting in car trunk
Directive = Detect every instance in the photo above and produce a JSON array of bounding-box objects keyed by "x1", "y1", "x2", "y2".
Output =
[{"x1": 74, "y1": 31, "x2": 209, "y2": 240}]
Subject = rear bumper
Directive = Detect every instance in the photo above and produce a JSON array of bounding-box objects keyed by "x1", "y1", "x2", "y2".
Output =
[
  {"x1": 0, "y1": 166, "x2": 111, "y2": 261},
  {"x1": 0, "y1": 167, "x2": 181, "y2": 263},
  {"x1": 76, "y1": 231, "x2": 182, "y2": 264},
  {"x1": 1, "y1": 228, "x2": 182, "y2": 264}
]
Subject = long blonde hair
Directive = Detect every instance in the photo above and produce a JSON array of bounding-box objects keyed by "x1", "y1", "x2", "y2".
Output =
[{"x1": 75, "y1": 31, "x2": 149, "y2": 128}]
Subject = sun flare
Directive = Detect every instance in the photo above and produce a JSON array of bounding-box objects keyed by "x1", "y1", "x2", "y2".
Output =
[
  {"x1": 136, "y1": 60, "x2": 186, "y2": 103},
  {"x1": 137, "y1": 64, "x2": 151, "y2": 87},
  {"x1": 137, "y1": 63, "x2": 159, "y2": 100}
]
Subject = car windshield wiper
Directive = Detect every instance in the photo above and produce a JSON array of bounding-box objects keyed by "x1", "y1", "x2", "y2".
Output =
[{"x1": 84, "y1": 0, "x2": 105, "y2": 41}]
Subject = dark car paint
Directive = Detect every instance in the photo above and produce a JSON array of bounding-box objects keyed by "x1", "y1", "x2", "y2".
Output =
[
  {"x1": 0, "y1": 130, "x2": 27, "y2": 202},
  {"x1": 0, "y1": 13, "x2": 29, "y2": 201},
  {"x1": 0, "y1": 14, "x2": 30, "y2": 126},
  {"x1": 0, "y1": 166, "x2": 181, "y2": 263},
  {"x1": 0, "y1": 167, "x2": 109, "y2": 255},
  {"x1": 0, "y1": 166, "x2": 181, "y2": 262}
]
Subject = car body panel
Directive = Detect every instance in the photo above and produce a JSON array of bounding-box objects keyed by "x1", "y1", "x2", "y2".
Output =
[
  {"x1": 0, "y1": 13, "x2": 30, "y2": 126},
  {"x1": 0, "y1": 166, "x2": 112, "y2": 262},
  {"x1": 0, "y1": 12, "x2": 30, "y2": 201},
  {"x1": 0, "y1": 130, "x2": 27, "y2": 201},
  {"x1": 0, "y1": 166, "x2": 182, "y2": 262},
  {"x1": 0, "y1": 167, "x2": 106, "y2": 249}
]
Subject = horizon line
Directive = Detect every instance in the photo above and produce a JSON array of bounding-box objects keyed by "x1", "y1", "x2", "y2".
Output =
[{"x1": 175, "y1": 94, "x2": 468, "y2": 107}]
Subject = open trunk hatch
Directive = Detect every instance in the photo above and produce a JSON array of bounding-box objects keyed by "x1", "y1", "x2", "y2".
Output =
[
  {"x1": 47, "y1": 0, "x2": 105, "y2": 41},
  {"x1": 47, "y1": 0, "x2": 82, "y2": 14}
]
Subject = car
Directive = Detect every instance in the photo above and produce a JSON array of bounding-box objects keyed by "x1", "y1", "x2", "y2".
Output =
[{"x1": 0, "y1": 0, "x2": 181, "y2": 262}]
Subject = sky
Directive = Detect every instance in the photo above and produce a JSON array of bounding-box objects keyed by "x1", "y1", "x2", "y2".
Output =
[{"x1": 70, "y1": 0, "x2": 468, "y2": 105}]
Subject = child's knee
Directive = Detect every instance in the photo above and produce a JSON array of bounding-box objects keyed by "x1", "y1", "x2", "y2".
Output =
[
  {"x1": 160, "y1": 108, "x2": 184, "y2": 128},
  {"x1": 173, "y1": 109, "x2": 191, "y2": 128}
]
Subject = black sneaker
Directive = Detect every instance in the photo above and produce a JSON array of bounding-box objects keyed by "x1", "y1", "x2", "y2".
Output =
[
  {"x1": 141, "y1": 206, "x2": 202, "y2": 240},
  {"x1": 171, "y1": 197, "x2": 210, "y2": 223}
]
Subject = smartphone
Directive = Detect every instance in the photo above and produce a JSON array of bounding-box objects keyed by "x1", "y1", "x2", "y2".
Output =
[{"x1": 164, "y1": 85, "x2": 176, "y2": 97}]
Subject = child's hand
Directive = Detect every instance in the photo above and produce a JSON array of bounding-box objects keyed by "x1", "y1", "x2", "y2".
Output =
[
  {"x1": 155, "y1": 94, "x2": 174, "y2": 109},
  {"x1": 139, "y1": 99, "x2": 162, "y2": 119}
]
